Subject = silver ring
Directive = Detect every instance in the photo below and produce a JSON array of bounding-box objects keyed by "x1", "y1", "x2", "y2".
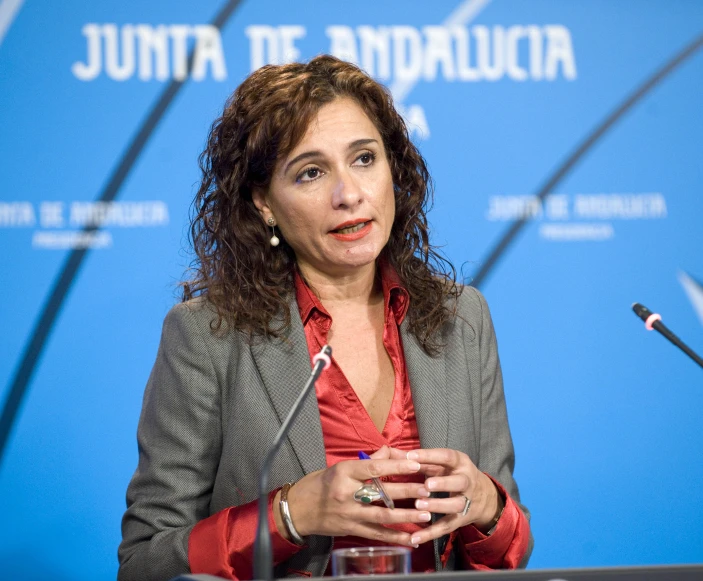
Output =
[
  {"x1": 353, "y1": 483, "x2": 382, "y2": 504},
  {"x1": 460, "y1": 495, "x2": 472, "y2": 516}
]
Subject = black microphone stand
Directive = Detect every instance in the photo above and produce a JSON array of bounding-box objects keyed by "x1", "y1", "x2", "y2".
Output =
[
  {"x1": 632, "y1": 303, "x2": 703, "y2": 369},
  {"x1": 253, "y1": 345, "x2": 332, "y2": 581}
]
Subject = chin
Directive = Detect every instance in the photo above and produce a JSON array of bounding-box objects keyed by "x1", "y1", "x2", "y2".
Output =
[{"x1": 339, "y1": 241, "x2": 383, "y2": 266}]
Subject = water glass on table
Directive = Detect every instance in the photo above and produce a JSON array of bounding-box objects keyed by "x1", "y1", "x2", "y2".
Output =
[{"x1": 331, "y1": 547, "x2": 411, "y2": 576}]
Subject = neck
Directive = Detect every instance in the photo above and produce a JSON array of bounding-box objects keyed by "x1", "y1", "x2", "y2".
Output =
[{"x1": 296, "y1": 261, "x2": 381, "y2": 306}]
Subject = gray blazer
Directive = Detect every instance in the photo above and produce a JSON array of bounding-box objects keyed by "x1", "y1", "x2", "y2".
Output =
[{"x1": 118, "y1": 287, "x2": 532, "y2": 581}]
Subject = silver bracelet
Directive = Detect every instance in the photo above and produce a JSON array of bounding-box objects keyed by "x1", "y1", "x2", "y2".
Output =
[
  {"x1": 485, "y1": 497, "x2": 506, "y2": 536},
  {"x1": 279, "y1": 482, "x2": 305, "y2": 546}
]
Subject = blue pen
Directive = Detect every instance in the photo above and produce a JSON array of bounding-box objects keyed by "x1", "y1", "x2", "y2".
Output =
[{"x1": 358, "y1": 451, "x2": 395, "y2": 509}]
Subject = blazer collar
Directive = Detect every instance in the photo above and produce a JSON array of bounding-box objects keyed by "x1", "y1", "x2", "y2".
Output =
[
  {"x1": 250, "y1": 304, "x2": 328, "y2": 477},
  {"x1": 401, "y1": 320, "x2": 449, "y2": 451}
]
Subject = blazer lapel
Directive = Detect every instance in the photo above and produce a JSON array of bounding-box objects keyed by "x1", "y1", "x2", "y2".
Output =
[
  {"x1": 401, "y1": 322, "x2": 449, "y2": 450},
  {"x1": 251, "y1": 305, "x2": 328, "y2": 477}
]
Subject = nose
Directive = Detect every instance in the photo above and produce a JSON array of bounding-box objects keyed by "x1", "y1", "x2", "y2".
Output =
[{"x1": 330, "y1": 168, "x2": 363, "y2": 209}]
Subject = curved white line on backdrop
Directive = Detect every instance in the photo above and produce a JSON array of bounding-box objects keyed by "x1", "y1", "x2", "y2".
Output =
[
  {"x1": 388, "y1": 0, "x2": 492, "y2": 103},
  {"x1": 0, "y1": 0, "x2": 24, "y2": 48},
  {"x1": 678, "y1": 271, "x2": 703, "y2": 326}
]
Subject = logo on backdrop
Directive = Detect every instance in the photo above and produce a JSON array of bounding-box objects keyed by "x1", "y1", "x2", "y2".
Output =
[
  {"x1": 0, "y1": 200, "x2": 169, "y2": 249},
  {"x1": 71, "y1": 17, "x2": 577, "y2": 138},
  {"x1": 485, "y1": 192, "x2": 668, "y2": 241},
  {"x1": 71, "y1": 22, "x2": 577, "y2": 85}
]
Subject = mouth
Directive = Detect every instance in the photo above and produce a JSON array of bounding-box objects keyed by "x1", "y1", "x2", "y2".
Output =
[
  {"x1": 329, "y1": 219, "x2": 373, "y2": 241},
  {"x1": 332, "y1": 221, "x2": 370, "y2": 235}
]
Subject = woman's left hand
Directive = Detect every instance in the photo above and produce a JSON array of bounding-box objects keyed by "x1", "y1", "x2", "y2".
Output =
[{"x1": 402, "y1": 447, "x2": 503, "y2": 545}]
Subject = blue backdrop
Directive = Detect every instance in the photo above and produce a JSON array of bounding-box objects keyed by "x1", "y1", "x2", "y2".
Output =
[{"x1": 1, "y1": 1, "x2": 702, "y2": 579}]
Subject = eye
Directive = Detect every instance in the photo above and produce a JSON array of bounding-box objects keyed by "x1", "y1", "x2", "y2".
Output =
[
  {"x1": 354, "y1": 151, "x2": 376, "y2": 166},
  {"x1": 296, "y1": 166, "x2": 322, "y2": 183}
]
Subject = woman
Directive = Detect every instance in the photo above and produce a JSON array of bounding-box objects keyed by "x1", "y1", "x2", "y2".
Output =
[{"x1": 118, "y1": 55, "x2": 532, "y2": 581}]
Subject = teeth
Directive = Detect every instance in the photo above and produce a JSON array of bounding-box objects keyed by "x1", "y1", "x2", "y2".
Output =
[{"x1": 337, "y1": 222, "x2": 367, "y2": 234}]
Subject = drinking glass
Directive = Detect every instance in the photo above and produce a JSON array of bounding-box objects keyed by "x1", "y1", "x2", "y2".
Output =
[{"x1": 331, "y1": 546, "x2": 411, "y2": 576}]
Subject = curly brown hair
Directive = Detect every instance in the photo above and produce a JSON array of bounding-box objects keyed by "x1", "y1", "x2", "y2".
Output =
[{"x1": 184, "y1": 55, "x2": 460, "y2": 354}]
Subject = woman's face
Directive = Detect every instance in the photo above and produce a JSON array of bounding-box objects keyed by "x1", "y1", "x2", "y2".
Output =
[{"x1": 253, "y1": 97, "x2": 395, "y2": 281}]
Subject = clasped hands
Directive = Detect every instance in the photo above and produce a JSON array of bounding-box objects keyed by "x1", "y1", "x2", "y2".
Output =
[{"x1": 275, "y1": 446, "x2": 502, "y2": 547}]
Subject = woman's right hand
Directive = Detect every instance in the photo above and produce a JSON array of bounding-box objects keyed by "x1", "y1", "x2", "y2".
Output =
[{"x1": 280, "y1": 446, "x2": 431, "y2": 546}]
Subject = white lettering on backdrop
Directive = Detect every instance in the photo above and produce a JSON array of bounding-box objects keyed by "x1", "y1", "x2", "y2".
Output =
[
  {"x1": 485, "y1": 193, "x2": 668, "y2": 242},
  {"x1": 325, "y1": 24, "x2": 577, "y2": 83},
  {"x1": 72, "y1": 24, "x2": 227, "y2": 81}
]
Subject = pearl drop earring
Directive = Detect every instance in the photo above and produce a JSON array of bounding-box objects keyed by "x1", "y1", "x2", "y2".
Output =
[{"x1": 267, "y1": 217, "x2": 280, "y2": 247}]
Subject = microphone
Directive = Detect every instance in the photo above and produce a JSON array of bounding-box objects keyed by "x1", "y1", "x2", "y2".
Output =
[
  {"x1": 632, "y1": 303, "x2": 703, "y2": 369},
  {"x1": 253, "y1": 344, "x2": 333, "y2": 581}
]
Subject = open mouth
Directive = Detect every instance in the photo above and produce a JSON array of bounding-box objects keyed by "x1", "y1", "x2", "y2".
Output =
[{"x1": 333, "y1": 221, "x2": 369, "y2": 235}]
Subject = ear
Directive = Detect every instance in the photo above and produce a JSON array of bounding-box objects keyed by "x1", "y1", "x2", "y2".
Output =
[{"x1": 251, "y1": 186, "x2": 273, "y2": 223}]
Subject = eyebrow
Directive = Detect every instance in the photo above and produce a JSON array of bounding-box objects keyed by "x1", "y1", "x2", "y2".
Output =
[{"x1": 283, "y1": 138, "x2": 379, "y2": 175}]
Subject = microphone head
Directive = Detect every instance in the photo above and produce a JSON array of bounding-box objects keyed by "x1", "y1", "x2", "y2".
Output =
[
  {"x1": 632, "y1": 302, "x2": 652, "y2": 322},
  {"x1": 312, "y1": 345, "x2": 333, "y2": 371}
]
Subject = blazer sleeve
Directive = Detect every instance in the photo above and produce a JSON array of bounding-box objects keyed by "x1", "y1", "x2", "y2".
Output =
[
  {"x1": 461, "y1": 287, "x2": 534, "y2": 567},
  {"x1": 119, "y1": 303, "x2": 308, "y2": 581},
  {"x1": 118, "y1": 303, "x2": 224, "y2": 581}
]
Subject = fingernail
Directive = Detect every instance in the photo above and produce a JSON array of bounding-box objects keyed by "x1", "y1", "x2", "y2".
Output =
[
  {"x1": 412, "y1": 544, "x2": 419, "y2": 549},
  {"x1": 415, "y1": 499, "x2": 429, "y2": 509},
  {"x1": 419, "y1": 512, "x2": 431, "y2": 521},
  {"x1": 418, "y1": 487, "x2": 430, "y2": 497},
  {"x1": 408, "y1": 461, "x2": 421, "y2": 471},
  {"x1": 406, "y1": 451, "x2": 419, "y2": 461},
  {"x1": 411, "y1": 536, "x2": 421, "y2": 545},
  {"x1": 426, "y1": 480, "x2": 436, "y2": 490}
]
